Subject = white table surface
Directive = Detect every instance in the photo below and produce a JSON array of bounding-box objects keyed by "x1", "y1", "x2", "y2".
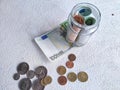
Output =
[{"x1": 0, "y1": 0, "x2": 120, "y2": 90}]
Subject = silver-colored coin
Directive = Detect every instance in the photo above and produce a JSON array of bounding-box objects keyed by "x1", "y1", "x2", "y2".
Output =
[
  {"x1": 19, "y1": 78, "x2": 32, "y2": 90},
  {"x1": 32, "y1": 79, "x2": 45, "y2": 90},
  {"x1": 13, "y1": 73, "x2": 20, "y2": 80},
  {"x1": 26, "y1": 70, "x2": 35, "y2": 79},
  {"x1": 17, "y1": 62, "x2": 29, "y2": 75},
  {"x1": 35, "y1": 66, "x2": 47, "y2": 79}
]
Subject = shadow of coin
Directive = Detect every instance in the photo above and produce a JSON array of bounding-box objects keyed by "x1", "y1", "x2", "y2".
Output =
[{"x1": 32, "y1": 79, "x2": 45, "y2": 90}]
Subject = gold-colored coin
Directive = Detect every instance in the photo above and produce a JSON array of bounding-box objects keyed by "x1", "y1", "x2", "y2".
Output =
[
  {"x1": 40, "y1": 79, "x2": 47, "y2": 86},
  {"x1": 43, "y1": 76, "x2": 52, "y2": 85},
  {"x1": 57, "y1": 66, "x2": 66, "y2": 75},
  {"x1": 78, "y1": 71, "x2": 88, "y2": 82},
  {"x1": 67, "y1": 72, "x2": 77, "y2": 82}
]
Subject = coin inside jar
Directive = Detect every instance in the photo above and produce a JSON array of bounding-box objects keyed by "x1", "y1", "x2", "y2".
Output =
[
  {"x1": 66, "y1": 61, "x2": 74, "y2": 68},
  {"x1": 43, "y1": 76, "x2": 52, "y2": 85},
  {"x1": 58, "y1": 76, "x2": 67, "y2": 85},
  {"x1": 73, "y1": 15, "x2": 84, "y2": 25},
  {"x1": 78, "y1": 71, "x2": 88, "y2": 82},
  {"x1": 67, "y1": 72, "x2": 77, "y2": 82},
  {"x1": 35, "y1": 66, "x2": 47, "y2": 79},
  {"x1": 57, "y1": 66, "x2": 66, "y2": 75},
  {"x1": 26, "y1": 70, "x2": 35, "y2": 79},
  {"x1": 68, "y1": 54, "x2": 76, "y2": 61},
  {"x1": 17, "y1": 62, "x2": 29, "y2": 75}
]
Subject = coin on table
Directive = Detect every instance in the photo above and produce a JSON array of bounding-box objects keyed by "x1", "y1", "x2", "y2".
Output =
[
  {"x1": 13, "y1": 73, "x2": 20, "y2": 80},
  {"x1": 40, "y1": 79, "x2": 47, "y2": 86},
  {"x1": 43, "y1": 76, "x2": 52, "y2": 85},
  {"x1": 78, "y1": 71, "x2": 88, "y2": 82},
  {"x1": 58, "y1": 76, "x2": 67, "y2": 85},
  {"x1": 68, "y1": 54, "x2": 76, "y2": 61},
  {"x1": 57, "y1": 66, "x2": 66, "y2": 75},
  {"x1": 35, "y1": 66, "x2": 47, "y2": 79},
  {"x1": 66, "y1": 61, "x2": 74, "y2": 68},
  {"x1": 32, "y1": 79, "x2": 45, "y2": 90},
  {"x1": 26, "y1": 70, "x2": 35, "y2": 79},
  {"x1": 19, "y1": 78, "x2": 32, "y2": 90},
  {"x1": 67, "y1": 72, "x2": 77, "y2": 82},
  {"x1": 17, "y1": 62, "x2": 29, "y2": 75}
]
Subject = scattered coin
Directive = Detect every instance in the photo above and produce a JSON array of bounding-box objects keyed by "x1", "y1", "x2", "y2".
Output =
[
  {"x1": 66, "y1": 61, "x2": 74, "y2": 68},
  {"x1": 13, "y1": 73, "x2": 20, "y2": 80},
  {"x1": 17, "y1": 62, "x2": 29, "y2": 75},
  {"x1": 78, "y1": 71, "x2": 88, "y2": 82},
  {"x1": 67, "y1": 72, "x2": 77, "y2": 82},
  {"x1": 35, "y1": 66, "x2": 47, "y2": 79},
  {"x1": 40, "y1": 79, "x2": 47, "y2": 86},
  {"x1": 68, "y1": 54, "x2": 76, "y2": 61},
  {"x1": 73, "y1": 15, "x2": 84, "y2": 25},
  {"x1": 19, "y1": 78, "x2": 32, "y2": 90},
  {"x1": 32, "y1": 79, "x2": 45, "y2": 90},
  {"x1": 58, "y1": 76, "x2": 67, "y2": 85},
  {"x1": 44, "y1": 76, "x2": 52, "y2": 85},
  {"x1": 26, "y1": 70, "x2": 35, "y2": 79},
  {"x1": 57, "y1": 66, "x2": 66, "y2": 75}
]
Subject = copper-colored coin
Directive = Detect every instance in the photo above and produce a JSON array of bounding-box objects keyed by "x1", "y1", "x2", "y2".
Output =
[
  {"x1": 57, "y1": 66, "x2": 66, "y2": 75},
  {"x1": 67, "y1": 72, "x2": 77, "y2": 82},
  {"x1": 78, "y1": 71, "x2": 88, "y2": 82},
  {"x1": 58, "y1": 76, "x2": 67, "y2": 85},
  {"x1": 68, "y1": 54, "x2": 76, "y2": 61},
  {"x1": 74, "y1": 15, "x2": 84, "y2": 25},
  {"x1": 40, "y1": 79, "x2": 47, "y2": 86},
  {"x1": 43, "y1": 76, "x2": 52, "y2": 85},
  {"x1": 66, "y1": 61, "x2": 74, "y2": 68}
]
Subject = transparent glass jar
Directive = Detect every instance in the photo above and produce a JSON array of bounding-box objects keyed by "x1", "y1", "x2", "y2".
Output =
[{"x1": 66, "y1": 3, "x2": 101, "y2": 46}]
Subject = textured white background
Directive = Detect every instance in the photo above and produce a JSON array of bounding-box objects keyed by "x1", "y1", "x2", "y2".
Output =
[{"x1": 0, "y1": 0, "x2": 120, "y2": 90}]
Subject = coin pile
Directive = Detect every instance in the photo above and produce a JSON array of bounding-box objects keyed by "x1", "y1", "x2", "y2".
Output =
[
  {"x1": 57, "y1": 54, "x2": 89, "y2": 85},
  {"x1": 57, "y1": 66, "x2": 67, "y2": 85},
  {"x1": 66, "y1": 53, "x2": 76, "y2": 68},
  {"x1": 13, "y1": 62, "x2": 52, "y2": 90}
]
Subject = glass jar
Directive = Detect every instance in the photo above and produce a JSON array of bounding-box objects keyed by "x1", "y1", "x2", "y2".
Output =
[{"x1": 66, "y1": 3, "x2": 101, "y2": 46}]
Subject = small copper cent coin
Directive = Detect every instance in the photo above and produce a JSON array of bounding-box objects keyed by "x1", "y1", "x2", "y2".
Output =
[
  {"x1": 67, "y1": 72, "x2": 77, "y2": 82},
  {"x1": 58, "y1": 76, "x2": 67, "y2": 85},
  {"x1": 57, "y1": 66, "x2": 66, "y2": 75},
  {"x1": 17, "y1": 62, "x2": 29, "y2": 75},
  {"x1": 44, "y1": 76, "x2": 52, "y2": 85},
  {"x1": 66, "y1": 61, "x2": 74, "y2": 68},
  {"x1": 78, "y1": 71, "x2": 88, "y2": 82},
  {"x1": 68, "y1": 54, "x2": 76, "y2": 61},
  {"x1": 26, "y1": 70, "x2": 35, "y2": 79},
  {"x1": 35, "y1": 66, "x2": 47, "y2": 79}
]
